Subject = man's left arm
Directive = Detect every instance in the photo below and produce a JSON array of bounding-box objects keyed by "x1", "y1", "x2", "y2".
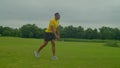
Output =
[{"x1": 56, "y1": 27, "x2": 60, "y2": 39}]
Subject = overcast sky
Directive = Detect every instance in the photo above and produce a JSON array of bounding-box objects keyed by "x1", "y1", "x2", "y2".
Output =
[{"x1": 0, "y1": 0, "x2": 120, "y2": 28}]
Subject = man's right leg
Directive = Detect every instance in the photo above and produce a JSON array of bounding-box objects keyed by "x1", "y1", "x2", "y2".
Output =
[
  {"x1": 34, "y1": 41, "x2": 48, "y2": 58},
  {"x1": 37, "y1": 41, "x2": 48, "y2": 53}
]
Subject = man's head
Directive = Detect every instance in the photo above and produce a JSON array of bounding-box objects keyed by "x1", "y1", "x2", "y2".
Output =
[{"x1": 55, "y1": 12, "x2": 60, "y2": 20}]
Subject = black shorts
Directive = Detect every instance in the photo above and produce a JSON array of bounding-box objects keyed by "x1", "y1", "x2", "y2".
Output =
[{"x1": 44, "y1": 32, "x2": 55, "y2": 42}]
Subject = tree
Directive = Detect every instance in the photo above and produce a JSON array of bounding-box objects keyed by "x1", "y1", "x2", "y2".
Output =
[
  {"x1": 0, "y1": 24, "x2": 120, "y2": 40},
  {"x1": 59, "y1": 25, "x2": 64, "y2": 38},
  {"x1": 14, "y1": 28, "x2": 22, "y2": 37},
  {"x1": 0, "y1": 26, "x2": 3, "y2": 36},
  {"x1": 76, "y1": 26, "x2": 84, "y2": 39},
  {"x1": 92, "y1": 29, "x2": 99, "y2": 39},
  {"x1": 34, "y1": 28, "x2": 44, "y2": 38},
  {"x1": 20, "y1": 24, "x2": 43, "y2": 38},
  {"x1": 84, "y1": 28, "x2": 94, "y2": 39},
  {"x1": 99, "y1": 27, "x2": 114, "y2": 39},
  {"x1": 2, "y1": 27, "x2": 14, "y2": 36},
  {"x1": 112, "y1": 28, "x2": 120, "y2": 40},
  {"x1": 63, "y1": 25, "x2": 77, "y2": 38}
]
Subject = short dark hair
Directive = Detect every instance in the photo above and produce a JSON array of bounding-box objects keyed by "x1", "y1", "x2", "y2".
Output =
[{"x1": 55, "y1": 12, "x2": 60, "y2": 16}]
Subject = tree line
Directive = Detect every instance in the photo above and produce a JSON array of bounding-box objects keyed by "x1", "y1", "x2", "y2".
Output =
[{"x1": 0, "y1": 24, "x2": 120, "y2": 40}]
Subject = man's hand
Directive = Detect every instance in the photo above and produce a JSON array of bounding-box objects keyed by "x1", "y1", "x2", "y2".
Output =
[
  {"x1": 51, "y1": 26, "x2": 60, "y2": 41},
  {"x1": 55, "y1": 35, "x2": 60, "y2": 41}
]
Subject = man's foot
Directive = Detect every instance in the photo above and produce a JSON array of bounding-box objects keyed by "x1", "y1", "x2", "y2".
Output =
[
  {"x1": 34, "y1": 51, "x2": 40, "y2": 58},
  {"x1": 52, "y1": 56, "x2": 58, "y2": 60}
]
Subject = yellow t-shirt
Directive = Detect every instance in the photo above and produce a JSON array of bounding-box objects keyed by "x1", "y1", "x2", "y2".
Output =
[{"x1": 45, "y1": 18, "x2": 59, "y2": 33}]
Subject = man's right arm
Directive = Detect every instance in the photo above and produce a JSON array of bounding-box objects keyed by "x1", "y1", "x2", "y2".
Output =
[{"x1": 51, "y1": 26, "x2": 60, "y2": 40}]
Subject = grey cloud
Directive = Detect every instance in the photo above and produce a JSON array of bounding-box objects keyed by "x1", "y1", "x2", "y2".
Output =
[{"x1": 0, "y1": 0, "x2": 120, "y2": 28}]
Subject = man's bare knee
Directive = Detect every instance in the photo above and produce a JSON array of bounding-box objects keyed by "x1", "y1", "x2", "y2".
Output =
[{"x1": 43, "y1": 41, "x2": 48, "y2": 46}]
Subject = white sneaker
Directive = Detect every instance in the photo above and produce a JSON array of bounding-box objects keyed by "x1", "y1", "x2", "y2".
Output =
[
  {"x1": 34, "y1": 51, "x2": 40, "y2": 58},
  {"x1": 52, "y1": 56, "x2": 58, "y2": 60}
]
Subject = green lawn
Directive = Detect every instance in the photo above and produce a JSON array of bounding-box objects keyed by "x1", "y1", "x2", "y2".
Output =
[{"x1": 0, "y1": 37, "x2": 120, "y2": 68}]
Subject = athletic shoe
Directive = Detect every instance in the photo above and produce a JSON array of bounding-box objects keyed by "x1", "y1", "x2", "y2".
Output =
[
  {"x1": 52, "y1": 56, "x2": 58, "y2": 60},
  {"x1": 34, "y1": 51, "x2": 40, "y2": 58}
]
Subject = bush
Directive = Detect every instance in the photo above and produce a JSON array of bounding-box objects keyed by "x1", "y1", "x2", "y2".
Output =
[
  {"x1": 105, "y1": 41, "x2": 119, "y2": 47},
  {"x1": 0, "y1": 34, "x2": 1, "y2": 36},
  {"x1": 63, "y1": 38, "x2": 107, "y2": 43}
]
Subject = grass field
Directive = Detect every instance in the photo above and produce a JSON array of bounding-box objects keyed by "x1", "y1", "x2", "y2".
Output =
[{"x1": 0, "y1": 37, "x2": 120, "y2": 68}]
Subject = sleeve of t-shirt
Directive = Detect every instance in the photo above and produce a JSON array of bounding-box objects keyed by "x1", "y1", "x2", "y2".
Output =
[{"x1": 50, "y1": 20, "x2": 54, "y2": 26}]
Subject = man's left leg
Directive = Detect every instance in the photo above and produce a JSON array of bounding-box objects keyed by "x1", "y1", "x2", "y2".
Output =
[{"x1": 51, "y1": 39, "x2": 58, "y2": 60}]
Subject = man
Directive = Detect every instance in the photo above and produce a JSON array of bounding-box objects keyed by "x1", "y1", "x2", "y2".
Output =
[{"x1": 34, "y1": 13, "x2": 60, "y2": 60}]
